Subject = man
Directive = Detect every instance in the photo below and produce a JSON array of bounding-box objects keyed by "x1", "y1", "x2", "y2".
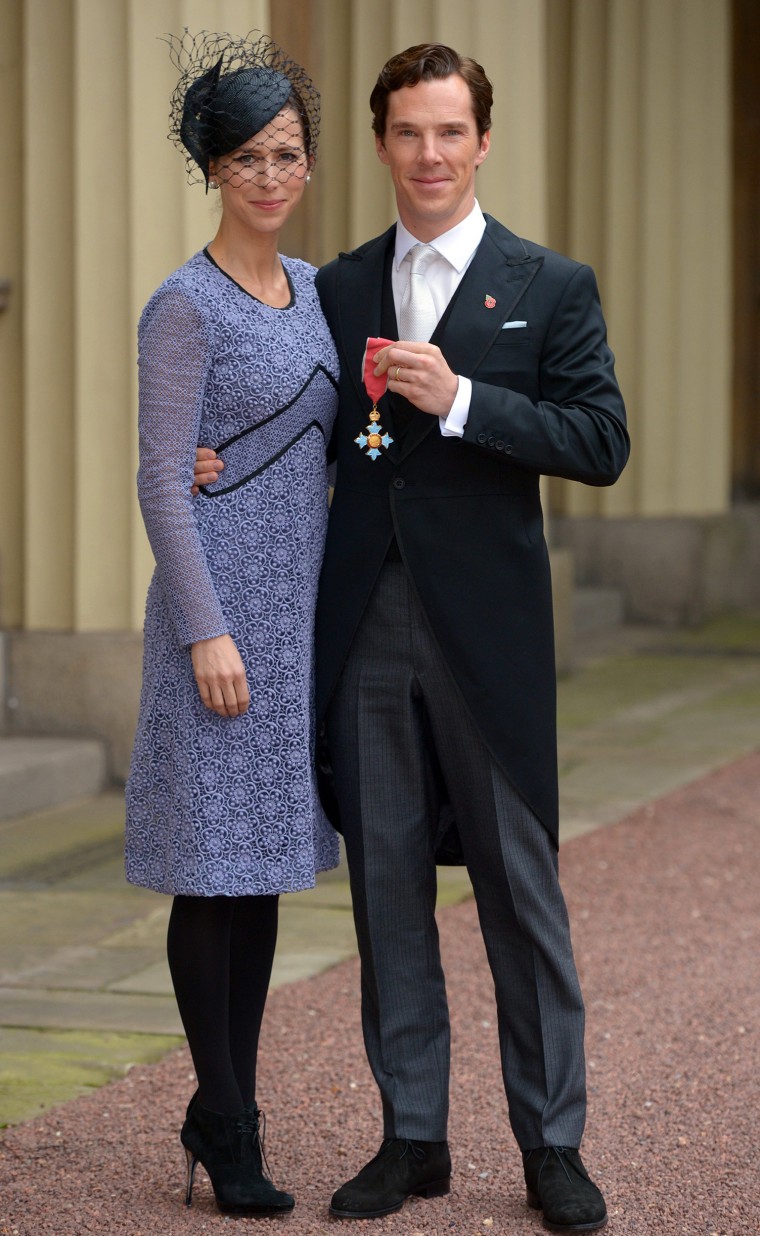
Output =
[{"x1": 197, "y1": 44, "x2": 628, "y2": 1232}]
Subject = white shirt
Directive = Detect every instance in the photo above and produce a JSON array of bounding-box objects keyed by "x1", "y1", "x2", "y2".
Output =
[{"x1": 392, "y1": 201, "x2": 486, "y2": 437}]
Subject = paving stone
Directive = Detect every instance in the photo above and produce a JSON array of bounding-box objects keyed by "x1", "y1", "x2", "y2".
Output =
[
  {"x1": 0, "y1": 986, "x2": 182, "y2": 1035},
  {"x1": 0, "y1": 738, "x2": 107, "y2": 821},
  {"x1": 0, "y1": 945, "x2": 160, "y2": 992},
  {"x1": 107, "y1": 960, "x2": 174, "y2": 997},
  {"x1": 0, "y1": 1026, "x2": 183, "y2": 1127},
  {"x1": 0, "y1": 791, "x2": 125, "y2": 878}
]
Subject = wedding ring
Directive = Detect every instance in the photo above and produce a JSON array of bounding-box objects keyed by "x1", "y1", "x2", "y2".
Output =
[{"x1": 394, "y1": 366, "x2": 402, "y2": 382}]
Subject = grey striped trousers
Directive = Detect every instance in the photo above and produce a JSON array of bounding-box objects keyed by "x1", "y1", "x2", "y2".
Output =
[{"x1": 326, "y1": 563, "x2": 587, "y2": 1150}]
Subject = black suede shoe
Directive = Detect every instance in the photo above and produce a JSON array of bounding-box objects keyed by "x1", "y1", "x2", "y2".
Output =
[
  {"x1": 523, "y1": 1146, "x2": 607, "y2": 1232},
  {"x1": 330, "y1": 1138, "x2": 451, "y2": 1219},
  {"x1": 181, "y1": 1100, "x2": 294, "y2": 1215}
]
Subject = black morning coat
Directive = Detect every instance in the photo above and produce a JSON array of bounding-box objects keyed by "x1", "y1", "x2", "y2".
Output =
[{"x1": 314, "y1": 214, "x2": 630, "y2": 855}]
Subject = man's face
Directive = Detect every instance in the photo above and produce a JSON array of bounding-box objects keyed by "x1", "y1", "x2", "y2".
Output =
[{"x1": 375, "y1": 74, "x2": 490, "y2": 241}]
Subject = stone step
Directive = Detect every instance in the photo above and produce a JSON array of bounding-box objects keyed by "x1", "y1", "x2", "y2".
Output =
[
  {"x1": 0, "y1": 738, "x2": 107, "y2": 822},
  {"x1": 573, "y1": 585, "x2": 625, "y2": 636}
]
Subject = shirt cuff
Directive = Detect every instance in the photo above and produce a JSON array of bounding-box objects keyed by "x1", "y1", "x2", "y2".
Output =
[{"x1": 439, "y1": 376, "x2": 471, "y2": 437}]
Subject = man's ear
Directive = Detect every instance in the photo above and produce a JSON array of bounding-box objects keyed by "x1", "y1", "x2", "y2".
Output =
[
  {"x1": 474, "y1": 131, "x2": 490, "y2": 169},
  {"x1": 375, "y1": 133, "x2": 390, "y2": 166}
]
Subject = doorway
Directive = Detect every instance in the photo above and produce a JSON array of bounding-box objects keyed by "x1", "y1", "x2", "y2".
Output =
[{"x1": 732, "y1": 0, "x2": 760, "y2": 498}]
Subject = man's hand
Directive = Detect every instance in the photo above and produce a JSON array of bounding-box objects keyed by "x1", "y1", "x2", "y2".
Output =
[
  {"x1": 374, "y1": 341, "x2": 458, "y2": 417},
  {"x1": 192, "y1": 446, "x2": 224, "y2": 495},
  {"x1": 191, "y1": 634, "x2": 250, "y2": 718}
]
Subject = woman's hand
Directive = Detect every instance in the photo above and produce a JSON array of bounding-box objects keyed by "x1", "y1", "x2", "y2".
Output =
[{"x1": 191, "y1": 634, "x2": 250, "y2": 718}]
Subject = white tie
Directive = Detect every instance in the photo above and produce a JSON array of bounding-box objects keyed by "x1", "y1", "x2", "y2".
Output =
[{"x1": 398, "y1": 243, "x2": 439, "y2": 342}]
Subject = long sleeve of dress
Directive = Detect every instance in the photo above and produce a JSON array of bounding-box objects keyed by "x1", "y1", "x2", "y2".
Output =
[{"x1": 137, "y1": 287, "x2": 229, "y2": 647}]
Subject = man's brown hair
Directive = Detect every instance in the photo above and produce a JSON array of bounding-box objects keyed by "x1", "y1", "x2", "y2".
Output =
[{"x1": 370, "y1": 43, "x2": 493, "y2": 140}]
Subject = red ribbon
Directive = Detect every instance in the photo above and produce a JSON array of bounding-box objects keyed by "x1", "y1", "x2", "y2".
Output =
[{"x1": 362, "y1": 336, "x2": 395, "y2": 407}]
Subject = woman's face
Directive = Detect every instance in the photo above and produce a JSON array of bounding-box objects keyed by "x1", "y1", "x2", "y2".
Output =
[{"x1": 211, "y1": 105, "x2": 310, "y2": 235}]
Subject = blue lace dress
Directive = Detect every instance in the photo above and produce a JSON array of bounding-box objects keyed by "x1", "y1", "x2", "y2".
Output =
[{"x1": 125, "y1": 249, "x2": 339, "y2": 896}]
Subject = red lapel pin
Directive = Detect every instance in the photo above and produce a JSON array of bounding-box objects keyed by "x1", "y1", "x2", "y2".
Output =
[{"x1": 484, "y1": 294, "x2": 496, "y2": 309}]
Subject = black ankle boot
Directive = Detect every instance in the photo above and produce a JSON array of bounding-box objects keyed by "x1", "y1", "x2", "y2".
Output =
[
  {"x1": 181, "y1": 1099, "x2": 294, "y2": 1215},
  {"x1": 330, "y1": 1138, "x2": 451, "y2": 1218},
  {"x1": 523, "y1": 1146, "x2": 607, "y2": 1231}
]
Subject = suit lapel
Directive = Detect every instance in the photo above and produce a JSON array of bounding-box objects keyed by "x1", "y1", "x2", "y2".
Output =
[
  {"x1": 399, "y1": 218, "x2": 543, "y2": 460},
  {"x1": 436, "y1": 220, "x2": 543, "y2": 379}
]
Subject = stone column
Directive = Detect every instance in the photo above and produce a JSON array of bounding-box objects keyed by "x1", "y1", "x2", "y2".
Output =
[
  {"x1": 552, "y1": 0, "x2": 732, "y2": 519},
  {"x1": 0, "y1": 0, "x2": 24, "y2": 628},
  {"x1": 22, "y1": 0, "x2": 76, "y2": 629}
]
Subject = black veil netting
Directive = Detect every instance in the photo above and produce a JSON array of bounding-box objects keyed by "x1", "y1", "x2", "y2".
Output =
[{"x1": 165, "y1": 29, "x2": 320, "y2": 188}]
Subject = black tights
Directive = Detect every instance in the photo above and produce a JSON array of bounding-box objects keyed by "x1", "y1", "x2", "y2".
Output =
[{"x1": 167, "y1": 894, "x2": 279, "y2": 1115}]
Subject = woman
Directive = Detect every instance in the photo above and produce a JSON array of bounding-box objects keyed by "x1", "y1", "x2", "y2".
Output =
[{"x1": 125, "y1": 30, "x2": 339, "y2": 1216}]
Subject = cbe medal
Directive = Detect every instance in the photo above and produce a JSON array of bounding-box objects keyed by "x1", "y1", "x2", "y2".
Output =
[
  {"x1": 355, "y1": 409, "x2": 393, "y2": 461},
  {"x1": 356, "y1": 337, "x2": 395, "y2": 460}
]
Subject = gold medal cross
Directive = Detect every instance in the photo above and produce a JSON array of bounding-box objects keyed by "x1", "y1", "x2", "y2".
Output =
[{"x1": 354, "y1": 408, "x2": 394, "y2": 460}]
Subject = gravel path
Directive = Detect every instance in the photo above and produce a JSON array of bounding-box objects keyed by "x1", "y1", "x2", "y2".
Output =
[{"x1": 2, "y1": 751, "x2": 758, "y2": 1236}]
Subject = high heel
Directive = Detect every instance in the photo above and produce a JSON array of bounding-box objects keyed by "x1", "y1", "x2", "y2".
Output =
[
  {"x1": 184, "y1": 1145, "x2": 199, "y2": 1206},
  {"x1": 180, "y1": 1098, "x2": 294, "y2": 1215}
]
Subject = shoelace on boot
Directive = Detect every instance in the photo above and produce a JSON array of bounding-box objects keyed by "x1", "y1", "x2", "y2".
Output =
[
  {"x1": 379, "y1": 1139, "x2": 428, "y2": 1163},
  {"x1": 530, "y1": 1146, "x2": 583, "y2": 1186},
  {"x1": 236, "y1": 1108, "x2": 274, "y2": 1179},
  {"x1": 403, "y1": 1141, "x2": 427, "y2": 1162}
]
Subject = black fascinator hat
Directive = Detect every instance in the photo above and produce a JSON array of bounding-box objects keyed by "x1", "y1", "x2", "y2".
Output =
[{"x1": 166, "y1": 30, "x2": 320, "y2": 189}]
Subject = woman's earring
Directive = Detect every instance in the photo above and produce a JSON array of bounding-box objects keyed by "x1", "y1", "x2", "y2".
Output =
[
  {"x1": 209, "y1": 179, "x2": 218, "y2": 189},
  {"x1": 305, "y1": 174, "x2": 311, "y2": 184}
]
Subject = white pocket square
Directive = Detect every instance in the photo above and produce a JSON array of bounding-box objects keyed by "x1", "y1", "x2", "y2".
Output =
[{"x1": 501, "y1": 320, "x2": 528, "y2": 329}]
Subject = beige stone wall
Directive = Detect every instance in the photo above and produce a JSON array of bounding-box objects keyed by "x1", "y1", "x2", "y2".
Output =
[
  {"x1": 0, "y1": 0, "x2": 24, "y2": 630},
  {"x1": 0, "y1": 0, "x2": 734, "y2": 639},
  {"x1": 548, "y1": 0, "x2": 732, "y2": 521}
]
